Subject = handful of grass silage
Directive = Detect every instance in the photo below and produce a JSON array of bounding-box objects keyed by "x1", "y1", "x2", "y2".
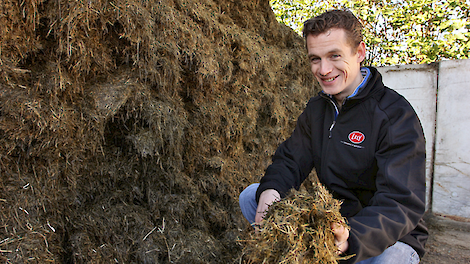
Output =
[{"x1": 241, "y1": 182, "x2": 354, "y2": 264}]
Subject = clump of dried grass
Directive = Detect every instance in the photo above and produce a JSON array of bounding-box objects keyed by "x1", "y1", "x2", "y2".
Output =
[{"x1": 242, "y1": 182, "x2": 353, "y2": 264}]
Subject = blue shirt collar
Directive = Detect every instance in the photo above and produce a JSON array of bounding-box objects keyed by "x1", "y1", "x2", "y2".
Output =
[{"x1": 347, "y1": 67, "x2": 371, "y2": 99}]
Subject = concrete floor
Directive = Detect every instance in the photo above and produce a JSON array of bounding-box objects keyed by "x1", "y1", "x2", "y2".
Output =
[{"x1": 420, "y1": 213, "x2": 470, "y2": 264}]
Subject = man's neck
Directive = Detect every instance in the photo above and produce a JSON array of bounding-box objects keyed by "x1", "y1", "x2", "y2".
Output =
[{"x1": 334, "y1": 96, "x2": 346, "y2": 110}]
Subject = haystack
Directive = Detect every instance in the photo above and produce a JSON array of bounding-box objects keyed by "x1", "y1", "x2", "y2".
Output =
[{"x1": 0, "y1": 0, "x2": 318, "y2": 262}]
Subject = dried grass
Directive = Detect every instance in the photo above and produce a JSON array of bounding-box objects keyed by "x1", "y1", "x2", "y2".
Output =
[
  {"x1": 0, "y1": 0, "x2": 318, "y2": 262},
  {"x1": 241, "y1": 182, "x2": 354, "y2": 264}
]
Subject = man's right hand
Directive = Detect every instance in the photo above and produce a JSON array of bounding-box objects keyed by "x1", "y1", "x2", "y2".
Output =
[{"x1": 255, "y1": 189, "x2": 281, "y2": 224}]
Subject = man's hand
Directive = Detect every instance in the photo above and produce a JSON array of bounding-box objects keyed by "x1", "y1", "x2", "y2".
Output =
[
  {"x1": 254, "y1": 189, "x2": 280, "y2": 224},
  {"x1": 332, "y1": 222, "x2": 349, "y2": 254}
]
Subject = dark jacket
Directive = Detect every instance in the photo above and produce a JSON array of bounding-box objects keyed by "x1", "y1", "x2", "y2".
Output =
[{"x1": 256, "y1": 67, "x2": 428, "y2": 263}]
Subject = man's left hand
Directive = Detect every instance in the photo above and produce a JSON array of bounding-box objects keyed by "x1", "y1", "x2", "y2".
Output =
[{"x1": 332, "y1": 222, "x2": 349, "y2": 254}]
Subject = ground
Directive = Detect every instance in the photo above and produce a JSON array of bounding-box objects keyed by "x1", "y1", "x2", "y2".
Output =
[{"x1": 421, "y1": 213, "x2": 470, "y2": 264}]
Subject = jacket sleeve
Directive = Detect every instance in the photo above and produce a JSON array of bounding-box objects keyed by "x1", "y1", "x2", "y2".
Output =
[
  {"x1": 344, "y1": 100, "x2": 426, "y2": 263},
  {"x1": 255, "y1": 101, "x2": 317, "y2": 203}
]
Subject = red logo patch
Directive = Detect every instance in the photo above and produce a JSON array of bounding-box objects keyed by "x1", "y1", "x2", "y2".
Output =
[{"x1": 348, "y1": 131, "x2": 365, "y2": 144}]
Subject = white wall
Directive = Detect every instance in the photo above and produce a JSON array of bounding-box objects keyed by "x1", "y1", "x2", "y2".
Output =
[
  {"x1": 432, "y1": 60, "x2": 470, "y2": 218},
  {"x1": 377, "y1": 60, "x2": 470, "y2": 219}
]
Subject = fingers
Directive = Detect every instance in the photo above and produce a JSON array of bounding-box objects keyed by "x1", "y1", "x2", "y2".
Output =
[
  {"x1": 336, "y1": 240, "x2": 349, "y2": 255},
  {"x1": 254, "y1": 204, "x2": 268, "y2": 224},
  {"x1": 331, "y1": 222, "x2": 349, "y2": 254},
  {"x1": 331, "y1": 223, "x2": 348, "y2": 238},
  {"x1": 254, "y1": 189, "x2": 280, "y2": 225}
]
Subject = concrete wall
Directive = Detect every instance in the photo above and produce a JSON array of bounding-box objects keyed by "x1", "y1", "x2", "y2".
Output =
[
  {"x1": 377, "y1": 60, "x2": 470, "y2": 219},
  {"x1": 432, "y1": 60, "x2": 470, "y2": 218}
]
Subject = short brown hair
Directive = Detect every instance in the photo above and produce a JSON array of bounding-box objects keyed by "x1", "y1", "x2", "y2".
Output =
[{"x1": 302, "y1": 9, "x2": 363, "y2": 49}]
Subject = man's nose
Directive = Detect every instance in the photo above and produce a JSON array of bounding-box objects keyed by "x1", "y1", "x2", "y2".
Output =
[{"x1": 319, "y1": 61, "x2": 332, "y2": 76}]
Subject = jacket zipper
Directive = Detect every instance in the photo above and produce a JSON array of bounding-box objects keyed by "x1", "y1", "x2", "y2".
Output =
[
  {"x1": 329, "y1": 121, "x2": 336, "y2": 139},
  {"x1": 327, "y1": 97, "x2": 339, "y2": 139}
]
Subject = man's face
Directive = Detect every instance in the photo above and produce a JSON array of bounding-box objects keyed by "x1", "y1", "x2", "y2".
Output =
[{"x1": 306, "y1": 28, "x2": 366, "y2": 103}]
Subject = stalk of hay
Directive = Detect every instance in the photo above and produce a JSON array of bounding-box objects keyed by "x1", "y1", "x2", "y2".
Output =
[{"x1": 242, "y1": 182, "x2": 354, "y2": 264}]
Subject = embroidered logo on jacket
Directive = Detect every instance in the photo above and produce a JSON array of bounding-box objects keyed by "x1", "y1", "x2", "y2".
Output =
[{"x1": 348, "y1": 131, "x2": 365, "y2": 144}]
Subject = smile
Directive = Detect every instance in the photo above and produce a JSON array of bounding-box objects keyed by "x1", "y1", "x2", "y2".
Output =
[{"x1": 322, "y1": 75, "x2": 339, "y2": 82}]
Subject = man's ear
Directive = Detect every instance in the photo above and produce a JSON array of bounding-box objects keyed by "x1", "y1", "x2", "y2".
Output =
[{"x1": 356, "y1": 41, "x2": 366, "y2": 63}]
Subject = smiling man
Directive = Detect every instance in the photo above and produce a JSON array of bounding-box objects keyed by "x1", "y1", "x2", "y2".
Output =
[
  {"x1": 239, "y1": 9, "x2": 428, "y2": 264},
  {"x1": 307, "y1": 27, "x2": 365, "y2": 106}
]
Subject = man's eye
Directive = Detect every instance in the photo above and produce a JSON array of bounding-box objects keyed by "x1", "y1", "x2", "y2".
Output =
[
  {"x1": 310, "y1": 57, "x2": 320, "y2": 63},
  {"x1": 332, "y1": 54, "x2": 341, "y2": 59}
]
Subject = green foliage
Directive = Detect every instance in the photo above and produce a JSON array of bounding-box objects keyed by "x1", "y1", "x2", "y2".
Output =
[{"x1": 270, "y1": 0, "x2": 470, "y2": 66}]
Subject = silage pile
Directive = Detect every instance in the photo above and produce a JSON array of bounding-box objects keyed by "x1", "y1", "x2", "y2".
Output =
[
  {"x1": 0, "y1": 0, "x2": 317, "y2": 263},
  {"x1": 241, "y1": 182, "x2": 352, "y2": 264}
]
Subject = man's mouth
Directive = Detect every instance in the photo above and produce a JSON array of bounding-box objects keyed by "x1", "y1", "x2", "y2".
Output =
[{"x1": 322, "y1": 75, "x2": 338, "y2": 83}]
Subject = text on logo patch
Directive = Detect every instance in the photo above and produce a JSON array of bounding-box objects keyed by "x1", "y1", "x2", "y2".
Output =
[{"x1": 348, "y1": 131, "x2": 365, "y2": 144}]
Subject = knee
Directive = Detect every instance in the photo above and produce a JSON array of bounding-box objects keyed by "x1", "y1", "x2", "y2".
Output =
[
  {"x1": 239, "y1": 183, "x2": 259, "y2": 203},
  {"x1": 239, "y1": 183, "x2": 260, "y2": 224}
]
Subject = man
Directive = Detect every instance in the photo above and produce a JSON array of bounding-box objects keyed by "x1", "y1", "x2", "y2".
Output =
[{"x1": 239, "y1": 9, "x2": 428, "y2": 264}]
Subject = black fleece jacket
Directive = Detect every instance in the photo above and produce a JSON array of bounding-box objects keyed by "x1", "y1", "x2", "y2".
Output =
[{"x1": 256, "y1": 67, "x2": 428, "y2": 263}]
